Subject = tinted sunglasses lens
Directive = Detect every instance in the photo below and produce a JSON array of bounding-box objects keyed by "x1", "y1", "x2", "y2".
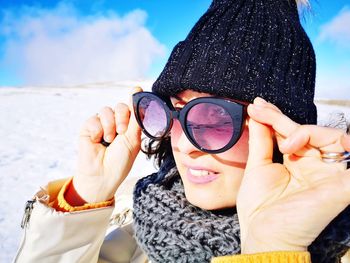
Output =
[
  {"x1": 138, "y1": 96, "x2": 168, "y2": 138},
  {"x1": 186, "y1": 103, "x2": 234, "y2": 151}
]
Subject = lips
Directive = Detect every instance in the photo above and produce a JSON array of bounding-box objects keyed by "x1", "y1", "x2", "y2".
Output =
[{"x1": 184, "y1": 165, "x2": 219, "y2": 184}]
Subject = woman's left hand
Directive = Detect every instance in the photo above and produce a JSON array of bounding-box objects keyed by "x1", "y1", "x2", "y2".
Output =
[{"x1": 237, "y1": 97, "x2": 350, "y2": 254}]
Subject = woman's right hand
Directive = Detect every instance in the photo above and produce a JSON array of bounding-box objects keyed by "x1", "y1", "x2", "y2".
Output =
[
  {"x1": 72, "y1": 87, "x2": 143, "y2": 203},
  {"x1": 238, "y1": 98, "x2": 350, "y2": 253}
]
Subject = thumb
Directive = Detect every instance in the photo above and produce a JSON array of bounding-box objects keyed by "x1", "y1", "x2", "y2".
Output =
[
  {"x1": 245, "y1": 104, "x2": 274, "y2": 173},
  {"x1": 125, "y1": 86, "x2": 143, "y2": 142}
]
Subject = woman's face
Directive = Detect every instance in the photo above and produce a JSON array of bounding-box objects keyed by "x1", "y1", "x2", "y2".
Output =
[{"x1": 170, "y1": 89, "x2": 249, "y2": 210}]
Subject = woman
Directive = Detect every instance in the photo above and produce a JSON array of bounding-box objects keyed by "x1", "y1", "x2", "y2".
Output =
[{"x1": 15, "y1": 0, "x2": 350, "y2": 262}]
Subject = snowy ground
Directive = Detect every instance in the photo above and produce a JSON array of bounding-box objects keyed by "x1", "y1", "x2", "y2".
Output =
[{"x1": 1, "y1": 83, "x2": 350, "y2": 262}]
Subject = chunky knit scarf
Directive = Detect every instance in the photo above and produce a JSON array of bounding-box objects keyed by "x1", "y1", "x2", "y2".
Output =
[
  {"x1": 133, "y1": 167, "x2": 240, "y2": 262},
  {"x1": 133, "y1": 157, "x2": 350, "y2": 263}
]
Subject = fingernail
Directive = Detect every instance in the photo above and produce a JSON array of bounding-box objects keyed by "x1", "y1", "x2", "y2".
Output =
[{"x1": 105, "y1": 135, "x2": 114, "y2": 142}]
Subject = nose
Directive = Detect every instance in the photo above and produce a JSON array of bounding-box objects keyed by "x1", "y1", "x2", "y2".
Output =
[{"x1": 171, "y1": 119, "x2": 199, "y2": 154}]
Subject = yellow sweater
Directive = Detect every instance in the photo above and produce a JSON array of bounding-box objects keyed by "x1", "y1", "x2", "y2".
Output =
[
  {"x1": 212, "y1": 251, "x2": 310, "y2": 262},
  {"x1": 54, "y1": 178, "x2": 311, "y2": 263}
]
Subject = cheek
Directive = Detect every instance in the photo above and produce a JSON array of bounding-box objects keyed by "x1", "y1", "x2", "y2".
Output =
[
  {"x1": 217, "y1": 127, "x2": 249, "y2": 163},
  {"x1": 172, "y1": 126, "x2": 249, "y2": 210}
]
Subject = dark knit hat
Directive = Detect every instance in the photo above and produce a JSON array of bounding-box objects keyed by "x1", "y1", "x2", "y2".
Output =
[{"x1": 152, "y1": 0, "x2": 317, "y2": 125}]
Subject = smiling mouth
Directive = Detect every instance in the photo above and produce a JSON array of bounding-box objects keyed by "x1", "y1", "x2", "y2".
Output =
[
  {"x1": 186, "y1": 168, "x2": 219, "y2": 184},
  {"x1": 188, "y1": 168, "x2": 219, "y2": 176}
]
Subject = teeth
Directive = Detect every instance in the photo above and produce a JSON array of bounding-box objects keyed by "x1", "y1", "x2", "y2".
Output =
[{"x1": 189, "y1": 168, "x2": 211, "y2": 176}]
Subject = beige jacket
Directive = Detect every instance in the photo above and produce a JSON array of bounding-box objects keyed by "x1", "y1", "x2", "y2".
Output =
[
  {"x1": 14, "y1": 179, "x2": 148, "y2": 263},
  {"x1": 13, "y1": 179, "x2": 350, "y2": 263}
]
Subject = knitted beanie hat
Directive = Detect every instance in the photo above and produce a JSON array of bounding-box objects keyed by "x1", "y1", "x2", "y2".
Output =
[{"x1": 152, "y1": 0, "x2": 317, "y2": 125}]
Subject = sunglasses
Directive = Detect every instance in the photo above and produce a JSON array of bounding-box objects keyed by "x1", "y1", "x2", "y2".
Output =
[{"x1": 132, "y1": 92, "x2": 248, "y2": 154}]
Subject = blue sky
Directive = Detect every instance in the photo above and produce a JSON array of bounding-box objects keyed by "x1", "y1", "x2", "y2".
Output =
[{"x1": 0, "y1": 0, "x2": 349, "y2": 99}]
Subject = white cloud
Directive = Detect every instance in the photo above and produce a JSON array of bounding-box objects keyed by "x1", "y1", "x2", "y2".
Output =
[
  {"x1": 0, "y1": 2, "x2": 166, "y2": 85},
  {"x1": 317, "y1": 7, "x2": 350, "y2": 47}
]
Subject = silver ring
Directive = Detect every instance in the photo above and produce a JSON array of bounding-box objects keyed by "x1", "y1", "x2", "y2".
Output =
[{"x1": 321, "y1": 151, "x2": 350, "y2": 163}]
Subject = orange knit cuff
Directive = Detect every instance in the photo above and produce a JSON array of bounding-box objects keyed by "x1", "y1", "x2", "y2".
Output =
[
  {"x1": 211, "y1": 251, "x2": 311, "y2": 263},
  {"x1": 54, "y1": 178, "x2": 114, "y2": 212}
]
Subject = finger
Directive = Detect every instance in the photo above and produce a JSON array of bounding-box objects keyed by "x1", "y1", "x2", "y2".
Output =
[
  {"x1": 245, "y1": 116, "x2": 274, "y2": 172},
  {"x1": 254, "y1": 97, "x2": 282, "y2": 113},
  {"x1": 115, "y1": 103, "x2": 130, "y2": 134},
  {"x1": 248, "y1": 101, "x2": 299, "y2": 139},
  {"x1": 98, "y1": 107, "x2": 116, "y2": 143},
  {"x1": 280, "y1": 125, "x2": 345, "y2": 154},
  {"x1": 279, "y1": 125, "x2": 310, "y2": 154},
  {"x1": 77, "y1": 116, "x2": 105, "y2": 168},
  {"x1": 80, "y1": 115, "x2": 104, "y2": 143},
  {"x1": 341, "y1": 134, "x2": 350, "y2": 152}
]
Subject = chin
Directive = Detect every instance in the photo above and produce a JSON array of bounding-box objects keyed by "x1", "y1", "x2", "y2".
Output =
[{"x1": 183, "y1": 186, "x2": 237, "y2": 211}]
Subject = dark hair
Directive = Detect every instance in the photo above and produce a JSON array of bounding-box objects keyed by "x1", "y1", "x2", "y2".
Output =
[
  {"x1": 141, "y1": 136, "x2": 172, "y2": 168},
  {"x1": 135, "y1": 136, "x2": 176, "y2": 198}
]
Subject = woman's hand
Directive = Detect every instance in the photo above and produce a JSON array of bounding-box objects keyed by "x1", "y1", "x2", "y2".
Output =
[
  {"x1": 237, "y1": 97, "x2": 350, "y2": 253},
  {"x1": 72, "y1": 87, "x2": 143, "y2": 203}
]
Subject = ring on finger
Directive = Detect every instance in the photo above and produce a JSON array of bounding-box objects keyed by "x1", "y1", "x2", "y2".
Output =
[
  {"x1": 100, "y1": 139, "x2": 111, "y2": 147},
  {"x1": 321, "y1": 151, "x2": 350, "y2": 163}
]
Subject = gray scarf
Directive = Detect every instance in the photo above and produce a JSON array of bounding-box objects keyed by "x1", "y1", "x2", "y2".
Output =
[
  {"x1": 133, "y1": 161, "x2": 350, "y2": 263},
  {"x1": 133, "y1": 167, "x2": 241, "y2": 262}
]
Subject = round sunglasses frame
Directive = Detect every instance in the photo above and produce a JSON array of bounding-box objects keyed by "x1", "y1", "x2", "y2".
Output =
[{"x1": 132, "y1": 91, "x2": 248, "y2": 154}]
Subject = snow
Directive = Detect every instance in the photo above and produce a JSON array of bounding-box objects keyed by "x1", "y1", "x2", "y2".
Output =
[
  {"x1": 0, "y1": 83, "x2": 349, "y2": 262},
  {"x1": 0, "y1": 82, "x2": 157, "y2": 261}
]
